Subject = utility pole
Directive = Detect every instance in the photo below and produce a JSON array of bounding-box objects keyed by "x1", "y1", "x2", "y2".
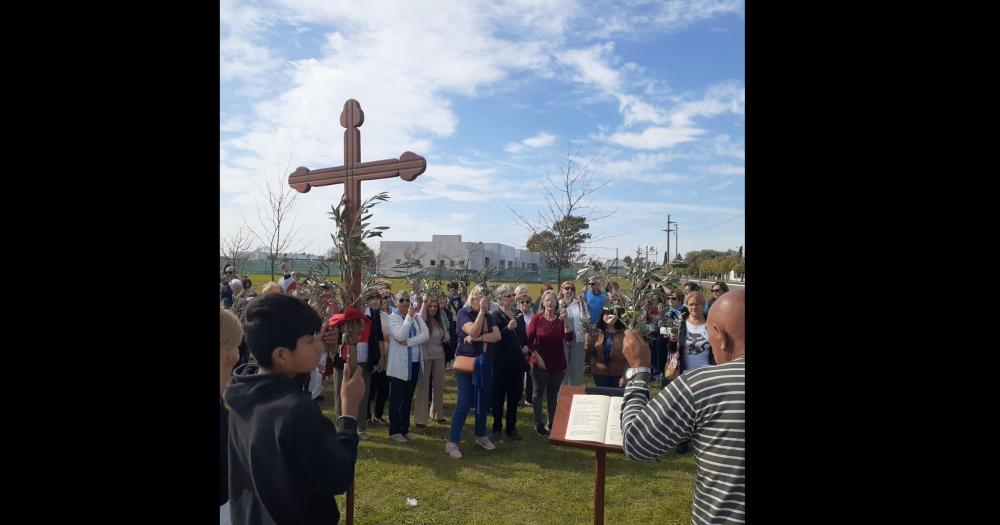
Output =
[
  {"x1": 674, "y1": 223, "x2": 679, "y2": 262},
  {"x1": 662, "y1": 214, "x2": 676, "y2": 264}
]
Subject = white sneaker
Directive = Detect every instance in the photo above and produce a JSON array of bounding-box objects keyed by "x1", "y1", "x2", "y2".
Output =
[
  {"x1": 403, "y1": 433, "x2": 416, "y2": 441},
  {"x1": 358, "y1": 432, "x2": 369, "y2": 440},
  {"x1": 445, "y1": 441, "x2": 462, "y2": 459},
  {"x1": 389, "y1": 433, "x2": 408, "y2": 443},
  {"x1": 475, "y1": 436, "x2": 496, "y2": 450}
]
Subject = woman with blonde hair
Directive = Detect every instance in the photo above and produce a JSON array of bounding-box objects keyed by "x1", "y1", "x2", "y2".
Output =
[
  {"x1": 219, "y1": 308, "x2": 242, "y2": 525},
  {"x1": 446, "y1": 284, "x2": 502, "y2": 458},
  {"x1": 415, "y1": 295, "x2": 450, "y2": 427},
  {"x1": 260, "y1": 282, "x2": 283, "y2": 296},
  {"x1": 526, "y1": 289, "x2": 573, "y2": 436}
]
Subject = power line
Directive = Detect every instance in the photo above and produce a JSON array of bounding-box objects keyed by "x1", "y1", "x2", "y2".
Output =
[{"x1": 686, "y1": 212, "x2": 744, "y2": 233}]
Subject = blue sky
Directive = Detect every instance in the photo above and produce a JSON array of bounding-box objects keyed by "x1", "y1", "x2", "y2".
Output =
[{"x1": 220, "y1": 0, "x2": 745, "y2": 263}]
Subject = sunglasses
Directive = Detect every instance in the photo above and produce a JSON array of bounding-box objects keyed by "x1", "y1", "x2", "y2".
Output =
[
  {"x1": 711, "y1": 289, "x2": 721, "y2": 293},
  {"x1": 563, "y1": 287, "x2": 575, "y2": 291},
  {"x1": 501, "y1": 294, "x2": 514, "y2": 298},
  {"x1": 518, "y1": 300, "x2": 532, "y2": 305},
  {"x1": 668, "y1": 297, "x2": 679, "y2": 301},
  {"x1": 398, "y1": 298, "x2": 410, "y2": 303}
]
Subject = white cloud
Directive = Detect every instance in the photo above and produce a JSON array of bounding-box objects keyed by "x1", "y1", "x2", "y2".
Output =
[
  {"x1": 602, "y1": 200, "x2": 741, "y2": 216},
  {"x1": 707, "y1": 163, "x2": 744, "y2": 176},
  {"x1": 556, "y1": 41, "x2": 742, "y2": 152},
  {"x1": 708, "y1": 180, "x2": 734, "y2": 191},
  {"x1": 505, "y1": 132, "x2": 557, "y2": 154},
  {"x1": 605, "y1": 126, "x2": 706, "y2": 149},
  {"x1": 557, "y1": 43, "x2": 622, "y2": 93},
  {"x1": 714, "y1": 133, "x2": 745, "y2": 160},
  {"x1": 221, "y1": 1, "x2": 559, "y2": 212},
  {"x1": 220, "y1": 0, "x2": 282, "y2": 84},
  {"x1": 597, "y1": 80, "x2": 743, "y2": 150},
  {"x1": 220, "y1": 1, "x2": 744, "y2": 255},
  {"x1": 556, "y1": 42, "x2": 669, "y2": 127},
  {"x1": 670, "y1": 80, "x2": 744, "y2": 128},
  {"x1": 594, "y1": 152, "x2": 694, "y2": 183},
  {"x1": 649, "y1": 0, "x2": 744, "y2": 31},
  {"x1": 581, "y1": 0, "x2": 744, "y2": 39}
]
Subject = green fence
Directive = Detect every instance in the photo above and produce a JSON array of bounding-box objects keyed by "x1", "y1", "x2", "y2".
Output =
[{"x1": 220, "y1": 258, "x2": 582, "y2": 284}]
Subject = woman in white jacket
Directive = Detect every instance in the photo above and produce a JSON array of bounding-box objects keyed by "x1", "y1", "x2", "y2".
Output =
[{"x1": 386, "y1": 290, "x2": 430, "y2": 443}]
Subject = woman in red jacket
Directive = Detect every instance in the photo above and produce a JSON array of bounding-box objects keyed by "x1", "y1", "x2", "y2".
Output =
[{"x1": 526, "y1": 289, "x2": 574, "y2": 436}]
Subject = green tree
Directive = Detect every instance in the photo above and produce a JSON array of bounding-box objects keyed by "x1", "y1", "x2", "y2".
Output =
[
  {"x1": 525, "y1": 215, "x2": 591, "y2": 284},
  {"x1": 511, "y1": 143, "x2": 612, "y2": 286}
]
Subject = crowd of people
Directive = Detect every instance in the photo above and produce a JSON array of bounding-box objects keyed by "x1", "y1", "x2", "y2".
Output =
[{"x1": 219, "y1": 263, "x2": 743, "y2": 524}]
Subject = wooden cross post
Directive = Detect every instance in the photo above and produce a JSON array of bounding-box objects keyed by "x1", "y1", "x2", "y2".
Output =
[
  {"x1": 288, "y1": 98, "x2": 426, "y2": 299},
  {"x1": 287, "y1": 99, "x2": 425, "y2": 525}
]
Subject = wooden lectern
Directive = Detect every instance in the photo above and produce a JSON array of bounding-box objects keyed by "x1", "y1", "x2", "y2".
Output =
[{"x1": 548, "y1": 385, "x2": 624, "y2": 525}]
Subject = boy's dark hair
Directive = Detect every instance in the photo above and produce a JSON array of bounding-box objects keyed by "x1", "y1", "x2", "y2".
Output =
[
  {"x1": 241, "y1": 277, "x2": 252, "y2": 290},
  {"x1": 596, "y1": 306, "x2": 626, "y2": 331},
  {"x1": 683, "y1": 281, "x2": 700, "y2": 292},
  {"x1": 243, "y1": 294, "x2": 322, "y2": 368}
]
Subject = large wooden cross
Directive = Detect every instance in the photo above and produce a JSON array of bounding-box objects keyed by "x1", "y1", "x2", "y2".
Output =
[{"x1": 288, "y1": 98, "x2": 426, "y2": 297}]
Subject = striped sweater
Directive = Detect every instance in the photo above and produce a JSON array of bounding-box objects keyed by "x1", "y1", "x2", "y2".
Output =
[{"x1": 621, "y1": 357, "x2": 746, "y2": 524}]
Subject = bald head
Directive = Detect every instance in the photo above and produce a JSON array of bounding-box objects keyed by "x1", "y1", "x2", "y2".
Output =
[{"x1": 706, "y1": 288, "x2": 745, "y2": 364}]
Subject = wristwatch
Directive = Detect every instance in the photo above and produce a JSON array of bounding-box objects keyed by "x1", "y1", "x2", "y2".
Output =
[{"x1": 625, "y1": 367, "x2": 652, "y2": 382}]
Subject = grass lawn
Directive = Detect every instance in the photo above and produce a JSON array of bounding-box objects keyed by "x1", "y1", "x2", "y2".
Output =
[{"x1": 319, "y1": 371, "x2": 697, "y2": 524}]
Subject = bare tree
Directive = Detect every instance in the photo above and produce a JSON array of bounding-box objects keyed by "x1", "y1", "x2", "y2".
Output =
[
  {"x1": 510, "y1": 142, "x2": 615, "y2": 285},
  {"x1": 248, "y1": 168, "x2": 304, "y2": 281},
  {"x1": 220, "y1": 222, "x2": 254, "y2": 271}
]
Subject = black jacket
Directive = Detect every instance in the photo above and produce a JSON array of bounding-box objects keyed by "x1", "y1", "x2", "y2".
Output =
[
  {"x1": 221, "y1": 281, "x2": 234, "y2": 308},
  {"x1": 491, "y1": 309, "x2": 528, "y2": 371},
  {"x1": 224, "y1": 363, "x2": 359, "y2": 524},
  {"x1": 442, "y1": 307, "x2": 456, "y2": 362},
  {"x1": 366, "y1": 306, "x2": 384, "y2": 366}
]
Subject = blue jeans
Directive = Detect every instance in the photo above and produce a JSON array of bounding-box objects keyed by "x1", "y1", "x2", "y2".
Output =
[
  {"x1": 593, "y1": 374, "x2": 621, "y2": 388},
  {"x1": 449, "y1": 371, "x2": 489, "y2": 443}
]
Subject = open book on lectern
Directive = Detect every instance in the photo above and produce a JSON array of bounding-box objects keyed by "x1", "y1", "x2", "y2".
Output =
[{"x1": 563, "y1": 394, "x2": 624, "y2": 447}]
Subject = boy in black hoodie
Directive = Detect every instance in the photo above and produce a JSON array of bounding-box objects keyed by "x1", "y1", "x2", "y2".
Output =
[{"x1": 224, "y1": 293, "x2": 366, "y2": 524}]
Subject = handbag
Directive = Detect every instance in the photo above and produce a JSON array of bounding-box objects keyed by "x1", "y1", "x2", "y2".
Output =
[
  {"x1": 454, "y1": 355, "x2": 476, "y2": 374},
  {"x1": 456, "y1": 324, "x2": 490, "y2": 374},
  {"x1": 665, "y1": 352, "x2": 680, "y2": 380}
]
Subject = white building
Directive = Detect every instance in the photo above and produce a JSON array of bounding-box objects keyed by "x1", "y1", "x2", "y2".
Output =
[{"x1": 378, "y1": 235, "x2": 542, "y2": 276}]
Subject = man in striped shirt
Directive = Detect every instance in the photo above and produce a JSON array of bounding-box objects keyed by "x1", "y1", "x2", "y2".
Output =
[{"x1": 620, "y1": 289, "x2": 745, "y2": 524}]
